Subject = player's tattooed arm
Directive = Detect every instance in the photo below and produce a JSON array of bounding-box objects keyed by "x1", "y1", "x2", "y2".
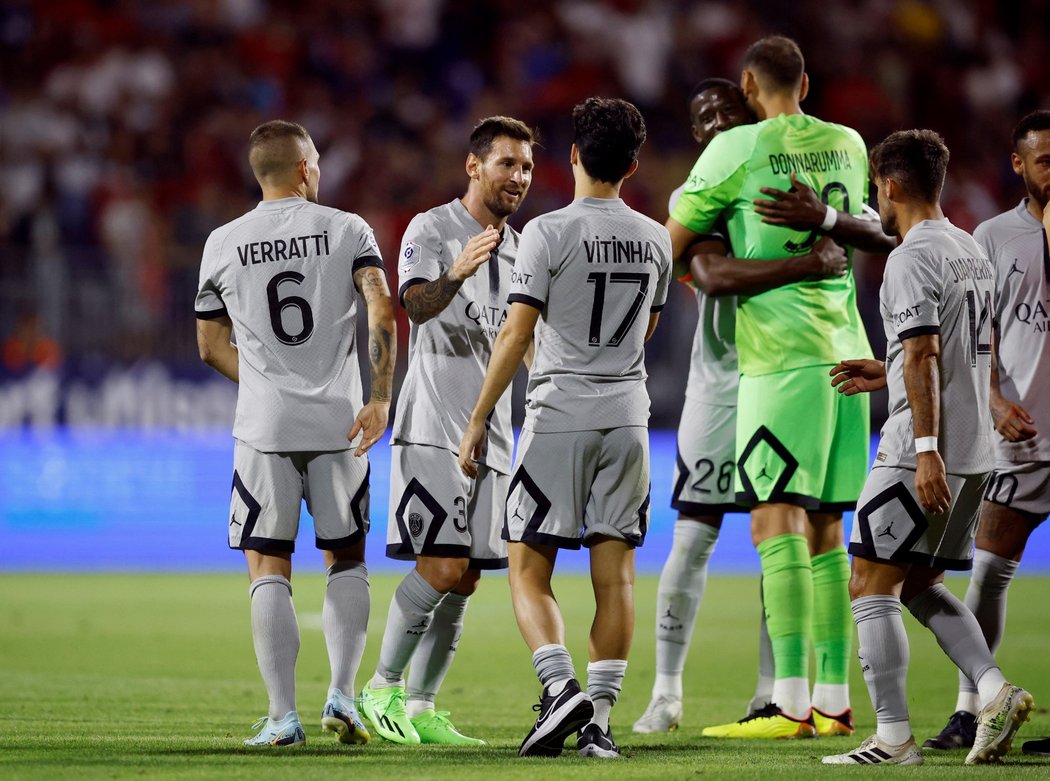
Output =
[
  {"x1": 403, "y1": 272, "x2": 464, "y2": 324},
  {"x1": 403, "y1": 227, "x2": 500, "y2": 324},
  {"x1": 351, "y1": 265, "x2": 396, "y2": 455},
  {"x1": 197, "y1": 316, "x2": 238, "y2": 383}
]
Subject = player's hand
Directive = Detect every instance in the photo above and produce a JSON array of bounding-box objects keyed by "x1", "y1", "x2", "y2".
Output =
[
  {"x1": 448, "y1": 226, "x2": 500, "y2": 283},
  {"x1": 915, "y1": 451, "x2": 951, "y2": 514},
  {"x1": 829, "y1": 359, "x2": 887, "y2": 395},
  {"x1": 754, "y1": 171, "x2": 827, "y2": 228},
  {"x1": 990, "y1": 392, "x2": 1037, "y2": 442},
  {"x1": 457, "y1": 417, "x2": 487, "y2": 479},
  {"x1": 349, "y1": 400, "x2": 390, "y2": 456},
  {"x1": 804, "y1": 237, "x2": 848, "y2": 278}
]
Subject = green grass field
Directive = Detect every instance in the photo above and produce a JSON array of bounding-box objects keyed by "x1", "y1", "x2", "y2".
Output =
[{"x1": 1, "y1": 572, "x2": 1047, "y2": 779}]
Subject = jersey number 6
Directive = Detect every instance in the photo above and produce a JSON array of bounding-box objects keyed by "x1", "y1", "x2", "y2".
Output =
[{"x1": 267, "y1": 271, "x2": 315, "y2": 345}]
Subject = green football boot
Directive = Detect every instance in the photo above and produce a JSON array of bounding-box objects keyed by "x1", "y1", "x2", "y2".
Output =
[
  {"x1": 411, "y1": 709, "x2": 486, "y2": 746},
  {"x1": 358, "y1": 684, "x2": 420, "y2": 745}
]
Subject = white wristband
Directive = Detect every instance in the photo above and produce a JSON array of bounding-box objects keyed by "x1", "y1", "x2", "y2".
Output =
[
  {"x1": 915, "y1": 436, "x2": 938, "y2": 454},
  {"x1": 820, "y1": 206, "x2": 838, "y2": 231}
]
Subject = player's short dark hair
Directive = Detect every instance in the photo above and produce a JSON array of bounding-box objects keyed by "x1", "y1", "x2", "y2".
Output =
[
  {"x1": 248, "y1": 120, "x2": 311, "y2": 179},
  {"x1": 572, "y1": 97, "x2": 647, "y2": 184},
  {"x1": 468, "y1": 116, "x2": 536, "y2": 161},
  {"x1": 687, "y1": 78, "x2": 741, "y2": 105},
  {"x1": 742, "y1": 36, "x2": 804, "y2": 92},
  {"x1": 1012, "y1": 110, "x2": 1050, "y2": 150},
  {"x1": 869, "y1": 129, "x2": 950, "y2": 203}
]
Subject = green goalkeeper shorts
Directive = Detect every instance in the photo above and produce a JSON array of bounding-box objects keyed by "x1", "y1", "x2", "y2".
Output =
[{"x1": 735, "y1": 365, "x2": 870, "y2": 511}]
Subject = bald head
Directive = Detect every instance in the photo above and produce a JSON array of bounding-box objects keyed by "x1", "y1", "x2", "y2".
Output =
[{"x1": 249, "y1": 120, "x2": 313, "y2": 183}]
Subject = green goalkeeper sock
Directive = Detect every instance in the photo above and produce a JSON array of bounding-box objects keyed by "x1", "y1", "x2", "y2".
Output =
[
  {"x1": 756, "y1": 533, "x2": 812, "y2": 681},
  {"x1": 811, "y1": 547, "x2": 852, "y2": 685}
]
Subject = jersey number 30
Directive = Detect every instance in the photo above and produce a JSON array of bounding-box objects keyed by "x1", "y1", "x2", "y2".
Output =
[
  {"x1": 586, "y1": 272, "x2": 649, "y2": 347},
  {"x1": 267, "y1": 271, "x2": 315, "y2": 345}
]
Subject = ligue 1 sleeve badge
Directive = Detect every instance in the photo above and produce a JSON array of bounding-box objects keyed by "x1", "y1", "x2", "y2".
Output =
[{"x1": 400, "y1": 242, "x2": 421, "y2": 274}]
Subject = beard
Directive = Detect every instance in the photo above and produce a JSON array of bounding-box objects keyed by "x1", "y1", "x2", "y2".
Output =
[
  {"x1": 879, "y1": 211, "x2": 898, "y2": 237},
  {"x1": 1023, "y1": 172, "x2": 1050, "y2": 209},
  {"x1": 483, "y1": 189, "x2": 520, "y2": 219}
]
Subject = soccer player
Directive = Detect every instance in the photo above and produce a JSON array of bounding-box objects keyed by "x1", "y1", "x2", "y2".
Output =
[
  {"x1": 1020, "y1": 196, "x2": 1050, "y2": 760},
  {"x1": 665, "y1": 36, "x2": 874, "y2": 738},
  {"x1": 635, "y1": 77, "x2": 893, "y2": 734},
  {"x1": 358, "y1": 116, "x2": 535, "y2": 746},
  {"x1": 824, "y1": 129, "x2": 1033, "y2": 766},
  {"x1": 195, "y1": 120, "x2": 396, "y2": 747},
  {"x1": 458, "y1": 97, "x2": 672, "y2": 759},
  {"x1": 923, "y1": 110, "x2": 1050, "y2": 753}
]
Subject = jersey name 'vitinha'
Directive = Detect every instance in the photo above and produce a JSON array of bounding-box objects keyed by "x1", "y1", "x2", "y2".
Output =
[
  {"x1": 671, "y1": 113, "x2": 873, "y2": 376},
  {"x1": 509, "y1": 197, "x2": 673, "y2": 433},
  {"x1": 392, "y1": 199, "x2": 521, "y2": 474},
  {"x1": 195, "y1": 197, "x2": 384, "y2": 453},
  {"x1": 975, "y1": 199, "x2": 1050, "y2": 462},
  {"x1": 876, "y1": 219, "x2": 994, "y2": 474}
]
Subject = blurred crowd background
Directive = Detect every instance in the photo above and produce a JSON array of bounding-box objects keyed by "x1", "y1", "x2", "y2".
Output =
[{"x1": 2, "y1": 0, "x2": 1047, "y2": 428}]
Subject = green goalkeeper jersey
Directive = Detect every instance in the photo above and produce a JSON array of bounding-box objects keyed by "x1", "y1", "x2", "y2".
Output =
[{"x1": 671, "y1": 113, "x2": 874, "y2": 377}]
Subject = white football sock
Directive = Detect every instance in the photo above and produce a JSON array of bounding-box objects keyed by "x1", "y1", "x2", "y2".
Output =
[
  {"x1": 749, "y1": 577, "x2": 775, "y2": 712},
  {"x1": 407, "y1": 591, "x2": 469, "y2": 706},
  {"x1": 533, "y1": 644, "x2": 575, "y2": 691},
  {"x1": 587, "y1": 659, "x2": 627, "y2": 731},
  {"x1": 323, "y1": 561, "x2": 369, "y2": 696},
  {"x1": 853, "y1": 595, "x2": 911, "y2": 746},
  {"x1": 906, "y1": 584, "x2": 1004, "y2": 708},
  {"x1": 653, "y1": 520, "x2": 719, "y2": 698},
  {"x1": 958, "y1": 548, "x2": 1018, "y2": 703},
  {"x1": 250, "y1": 575, "x2": 299, "y2": 720},
  {"x1": 374, "y1": 569, "x2": 445, "y2": 686}
]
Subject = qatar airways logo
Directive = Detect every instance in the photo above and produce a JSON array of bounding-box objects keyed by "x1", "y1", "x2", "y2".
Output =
[
  {"x1": 1014, "y1": 298, "x2": 1050, "y2": 333},
  {"x1": 464, "y1": 301, "x2": 507, "y2": 338}
]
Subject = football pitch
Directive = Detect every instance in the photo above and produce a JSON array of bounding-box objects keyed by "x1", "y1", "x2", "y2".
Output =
[{"x1": 1, "y1": 573, "x2": 1047, "y2": 779}]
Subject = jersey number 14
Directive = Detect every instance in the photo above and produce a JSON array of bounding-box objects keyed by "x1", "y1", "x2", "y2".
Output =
[{"x1": 965, "y1": 288, "x2": 992, "y2": 367}]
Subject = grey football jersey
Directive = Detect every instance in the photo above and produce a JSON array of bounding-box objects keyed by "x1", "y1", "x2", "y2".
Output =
[
  {"x1": 509, "y1": 196, "x2": 673, "y2": 433},
  {"x1": 877, "y1": 219, "x2": 994, "y2": 474},
  {"x1": 974, "y1": 199, "x2": 1050, "y2": 462},
  {"x1": 668, "y1": 182, "x2": 738, "y2": 407},
  {"x1": 195, "y1": 196, "x2": 384, "y2": 452},
  {"x1": 391, "y1": 199, "x2": 520, "y2": 473}
]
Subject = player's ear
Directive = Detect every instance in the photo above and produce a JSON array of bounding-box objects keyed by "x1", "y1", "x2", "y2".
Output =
[
  {"x1": 741, "y1": 69, "x2": 757, "y2": 100},
  {"x1": 622, "y1": 159, "x2": 639, "y2": 181},
  {"x1": 569, "y1": 143, "x2": 579, "y2": 166},
  {"x1": 466, "y1": 152, "x2": 480, "y2": 181},
  {"x1": 1010, "y1": 152, "x2": 1024, "y2": 176},
  {"x1": 798, "y1": 72, "x2": 809, "y2": 103}
]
